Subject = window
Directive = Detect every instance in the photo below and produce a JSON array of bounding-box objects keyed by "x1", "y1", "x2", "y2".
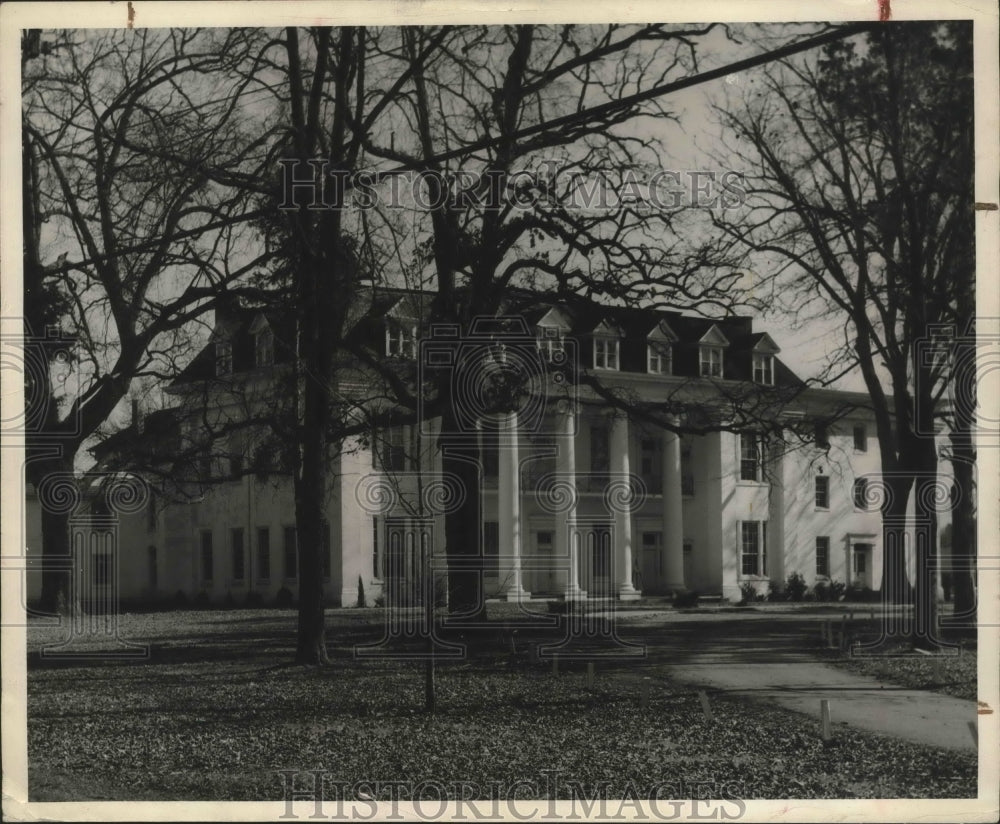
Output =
[
  {"x1": 377, "y1": 426, "x2": 407, "y2": 472},
  {"x1": 483, "y1": 521, "x2": 499, "y2": 575},
  {"x1": 148, "y1": 545, "x2": 157, "y2": 588},
  {"x1": 200, "y1": 530, "x2": 214, "y2": 582},
  {"x1": 231, "y1": 528, "x2": 245, "y2": 581},
  {"x1": 255, "y1": 329, "x2": 274, "y2": 367},
  {"x1": 648, "y1": 342, "x2": 672, "y2": 375},
  {"x1": 681, "y1": 438, "x2": 694, "y2": 496},
  {"x1": 815, "y1": 476, "x2": 830, "y2": 509},
  {"x1": 853, "y1": 548, "x2": 868, "y2": 575},
  {"x1": 814, "y1": 423, "x2": 829, "y2": 449},
  {"x1": 590, "y1": 423, "x2": 610, "y2": 482},
  {"x1": 322, "y1": 520, "x2": 331, "y2": 580},
  {"x1": 853, "y1": 478, "x2": 869, "y2": 509},
  {"x1": 853, "y1": 425, "x2": 867, "y2": 452},
  {"x1": 700, "y1": 346, "x2": 723, "y2": 378},
  {"x1": 640, "y1": 438, "x2": 663, "y2": 494},
  {"x1": 594, "y1": 337, "x2": 619, "y2": 370},
  {"x1": 536, "y1": 327, "x2": 565, "y2": 361},
  {"x1": 372, "y1": 517, "x2": 382, "y2": 579},
  {"x1": 752, "y1": 352, "x2": 774, "y2": 385},
  {"x1": 481, "y1": 426, "x2": 499, "y2": 482},
  {"x1": 386, "y1": 321, "x2": 417, "y2": 358},
  {"x1": 215, "y1": 340, "x2": 233, "y2": 376},
  {"x1": 283, "y1": 525, "x2": 298, "y2": 579},
  {"x1": 256, "y1": 527, "x2": 271, "y2": 581},
  {"x1": 740, "y1": 521, "x2": 767, "y2": 577},
  {"x1": 92, "y1": 550, "x2": 111, "y2": 587},
  {"x1": 816, "y1": 536, "x2": 830, "y2": 577},
  {"x1": 739, "y1": 433, "x2": 764, "y2": 482}
]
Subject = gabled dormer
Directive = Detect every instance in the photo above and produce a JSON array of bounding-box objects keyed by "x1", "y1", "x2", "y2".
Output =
[
  {"x1": 209, "y1": 315, "x2": 239, "y2": 377},
  {"x1": 249, "y1": 313, "x2": 274, "y2": 368},
  {"x1": 698, "y1": 325, "x2": 730, "y2": 378},
  {"x1": 751, "y1": 333, "x2": 780, "y2": 385},
  {"x1": 384, "y1": 298, "x2": 419, "y2": 359},
  {"x1": 647, "y1": 320, "x2": 678, "y2": 375},
  {"x1": 534, "y1": 306, "x2": 572, "y2": 363},
  {"x1": 591, "y1": 319, "x2": 622, "y2": 371}
]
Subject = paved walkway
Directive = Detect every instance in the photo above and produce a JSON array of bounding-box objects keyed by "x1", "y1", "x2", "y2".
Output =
[{"x1": 603, "y1": 611, "x2": 979, "y2": 752}]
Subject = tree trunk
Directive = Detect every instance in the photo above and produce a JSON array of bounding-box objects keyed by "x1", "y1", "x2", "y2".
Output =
[
  {"x1": 880, "y1": 474, "x2": 914, "y2": 607},
  {"x1": 439, "y1": 401, "x2": 484, "y2": 620},
  {"x1": 950, "y1": 446, "x2": 976, "y2": 618}
]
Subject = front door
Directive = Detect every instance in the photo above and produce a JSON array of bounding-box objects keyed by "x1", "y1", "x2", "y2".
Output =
[
  {"x1": 534, "y1": 531, "x2": 556, "y2": 594},
  {"x1": 583, "y1": 523, "x2": 613, "y2": 598},
  {"x1": 641, "y1": 532, "x2": 662, "y2": 594}
]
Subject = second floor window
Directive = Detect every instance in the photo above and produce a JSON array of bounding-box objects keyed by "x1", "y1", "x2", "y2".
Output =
[
  {"x1": 753, "y1": 352, "x2": 774, "y2": 385},
  {"x1": 700, "y1": 346, "x2": 723, "y2": 378},
  {"x1": 215, "y1": 340, "x2": 233, "y2": 376},
  {"x1": 594, "y1": 337, "x2": 619, "y2": 370},
  {"x1": 853, "y1": 424, "x2": 867, "y2": 452},
  {"x1": 739, "y1": 433, "x2": 764, "y2": 482},
  {"x1": 815, "y1": 476, "x2": 830, "y2": 509},
  {"x1": 255, "y1": 329, "x2": 274, "y2": 367}
]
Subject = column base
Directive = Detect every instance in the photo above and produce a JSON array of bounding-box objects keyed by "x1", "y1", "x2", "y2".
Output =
[
  {"x1": 564, "y1": 586, "x2": 588, "y2": 601},
  {"x1": 663, "y1": 582, "x2": 686, "y2": 596},
  {"x1": 618, "y1": 584, "x2": 642, "y2": 602},
  {"x1": 505, "y1": 586, "x2": 532, "y2": 603}
]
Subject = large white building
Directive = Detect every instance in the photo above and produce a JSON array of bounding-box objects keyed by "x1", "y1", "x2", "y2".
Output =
[{"x1": 27, "y1": 288, "x2": 894, "y2": 609}]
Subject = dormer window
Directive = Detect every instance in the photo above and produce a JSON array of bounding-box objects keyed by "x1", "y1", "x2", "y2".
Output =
[
  {"x1": 536, "y1": 327, "x2": 565, "y2": 362},
  {"x1": 215, "y1": 340, "x2": 233, "y2": 376},
  {"x1": 386, "y1": 319, "x2": 417, "y2": 359},
  {"x1": 700, "y1": 346, "x2": 723, "y2": 378},
  {"x1": 594, "y1": 337, "x2": 619, "y2": 370},
  {"x1": 592, "y1": 320, "x2": 621, "y2": 370},
  {"x1": 753, "y1": 353, "x2": 774, "y2": 385},
  {"x1": 751, "y1": 333, "x2": 780, "y2": 386},
  {"x1": 698, "y1": 324, "x2": 730, "y2": 379},
  {"x1": 255, "y1": 329, "x2": 274, "y2": 368},
  {"x1": 647, "y1": 320, "x2": 677, "y2": 375}
]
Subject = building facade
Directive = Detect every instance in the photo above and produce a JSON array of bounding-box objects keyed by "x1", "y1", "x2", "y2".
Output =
[{"x1": 30, "y1": 288, "x2": 900, "y2": 609}]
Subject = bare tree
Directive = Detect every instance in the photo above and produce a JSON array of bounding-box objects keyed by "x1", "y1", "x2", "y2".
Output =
[
  {"x1": 705, "y1": 22, "x2": 974, "y2": 640},
  {"x1": 21, "y1": 28, "x2": 279, "y2": 612}
]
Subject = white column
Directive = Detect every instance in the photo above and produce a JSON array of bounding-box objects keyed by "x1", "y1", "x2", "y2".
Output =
[
  {"x1": 557, "y1": 403, "x2": 585, "y2": 600},
  {"x1": 499, "y1": 412, "x2": 529, "y2": 601},
  {"x1": 662, "y1": 425, "x2": 686, "y2": 593},
  {"x1": 611, "y1": 413, "x2": 640, "y2": 600}
]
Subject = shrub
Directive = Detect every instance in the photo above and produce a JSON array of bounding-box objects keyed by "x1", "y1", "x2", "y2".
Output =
[
  {"x1": 194, "y1": 590, "x2": 209, "y2": 606},
  {"x1": 173, "y1": 589, "x2": 189, "y2": 607},
  {"x1": 224, "y1": 590, "x2": 236, "y2": 607},
  {"x1": 738, "y1": 582, "x2": 760, "y2": 605},
  {"x1": 275, "y1": 586, "x2": 294, "y2": 608},
  {"x1": 785, "y1": 572, "x2": 808, "y2": 602},
  {"x1": 829, "y1": 579, "x2": 847, "y2": 601},
  {"x1": 766, "y1": 580, "x2": 785, "y2": 602},
  {"x1": 813, "y1": 580, "x2": 830, "y2": 602},
  {"x1": 372, "y1": 592, "x2": 385, "y2": 608},
  {"x1": 673, "y1": 590, "x2": 699, "y2": 609},
  {"x1": 245, "y1": 591, "x2": 264, "y2": 607},
  {"x1": 356, "y1": 575, "x2": 366, "y2": 608}
]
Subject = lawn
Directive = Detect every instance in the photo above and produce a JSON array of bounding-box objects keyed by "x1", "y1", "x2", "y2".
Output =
[{"x1": 24, "y1": 608, "x2": 977, "y2": 801}]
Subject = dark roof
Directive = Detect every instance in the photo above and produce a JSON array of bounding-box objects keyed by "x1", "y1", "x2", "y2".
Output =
[{"x1": 169, "y1": 285, "x2": 803, "y2": 388}]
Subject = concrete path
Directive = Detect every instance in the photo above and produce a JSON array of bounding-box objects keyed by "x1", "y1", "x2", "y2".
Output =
[{"x1": 605, "y1": 612, "x2": 979, "y2": 752}]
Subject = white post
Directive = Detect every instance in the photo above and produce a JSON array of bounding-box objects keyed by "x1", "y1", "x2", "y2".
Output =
[
  {"x1": 611, "y1": 413, "x2": 640, "y2": 601},
  {"x1": 661, "y1": 424, "x2": 685, "y2": 593},
  {"x1": 557, "y1": 403, "x2": 585, "y2": 600},
  {"x1": 500, "y1": 412, "x2": 529, "y2": 602}
]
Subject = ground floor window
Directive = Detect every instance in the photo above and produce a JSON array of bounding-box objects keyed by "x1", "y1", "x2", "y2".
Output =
[
  {"x1": 283, "y1": 525, "x2": 297, "y2": 580},
  {"x1": 256, "y1": 527, "x2": 270, "y2": 581},
  {"x1": 816, "y1": 536, "x2": 830, "y2": 577},
  {"x1": 740, "y1": 520, "x2": 768, "y2": 577},
  {"x1": 200, "y1": 530, "x2": 213, "y2": 583},
  {"x1": 231, "y1": 527, "x2": 245, "y2": 582}
]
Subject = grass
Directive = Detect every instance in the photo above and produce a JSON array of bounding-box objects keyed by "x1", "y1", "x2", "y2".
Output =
[{"x1": 24, "y1": 608, "x2": 977, "y2": 801}]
